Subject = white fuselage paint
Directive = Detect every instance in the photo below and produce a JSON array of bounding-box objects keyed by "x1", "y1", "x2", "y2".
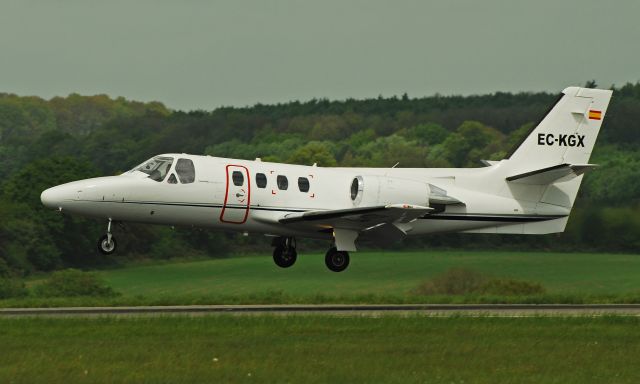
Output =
[{"x1": 41, "y1": 153, "x2": 571, "y2": 241}]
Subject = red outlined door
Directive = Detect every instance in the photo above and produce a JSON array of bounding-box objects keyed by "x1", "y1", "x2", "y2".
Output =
[{"x1": 220, "y1": 165, "x2": 251, "y2": 224}]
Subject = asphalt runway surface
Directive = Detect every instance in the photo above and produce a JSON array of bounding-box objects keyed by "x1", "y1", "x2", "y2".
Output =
[{"x1": 3, "y1": 304, "x2": 640, "y2": 317}]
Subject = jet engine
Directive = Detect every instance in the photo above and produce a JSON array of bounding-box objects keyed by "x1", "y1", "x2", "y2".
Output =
[{"x1": 350, "y1": 175, "x2": 429, "y2": 207}]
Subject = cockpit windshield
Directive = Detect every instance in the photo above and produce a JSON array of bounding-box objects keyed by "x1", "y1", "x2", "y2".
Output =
[{"x1": 133, "y1": 156, "x2": 174, "y2": 182}]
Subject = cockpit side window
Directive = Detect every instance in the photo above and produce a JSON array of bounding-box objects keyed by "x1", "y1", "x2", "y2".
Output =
[
  {"x1": 135, "y1": 156, "x2": 174, "y2": 182},
  {"x1": 175, "y1": 158, "x2": 196, "y2": 184}
]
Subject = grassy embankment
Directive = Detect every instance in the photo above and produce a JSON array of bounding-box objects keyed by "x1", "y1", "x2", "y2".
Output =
[
  {"x1": 4, "y1": 250, "x2": 640, "y2": 307},
  {"x1": 1, "y1": 315, "x2": 640, "y2": 383}
]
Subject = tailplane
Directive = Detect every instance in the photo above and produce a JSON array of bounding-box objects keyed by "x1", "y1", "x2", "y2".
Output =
[{"x1": 506, "y1": 163, "x2": 597, "y2": 185}]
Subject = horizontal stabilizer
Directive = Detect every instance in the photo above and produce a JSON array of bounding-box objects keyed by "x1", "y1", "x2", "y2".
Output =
[{"x1": 506, "y1": 163, "x2": 597, "y2": 185}]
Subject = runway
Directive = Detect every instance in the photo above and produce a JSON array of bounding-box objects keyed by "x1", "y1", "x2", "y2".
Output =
[{"x1": 2, "y1": 304, "x2": 640, "y2": 317}]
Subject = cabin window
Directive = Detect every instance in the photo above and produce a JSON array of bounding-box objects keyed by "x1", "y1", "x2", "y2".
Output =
[
  {"x1": 135, "y1": 156, "x2": 174, "y2": 182},
  {"x1": 232, "y1": 171, "x2": 244, "y2": 186},
  {"x1": 175, "y1": 158, "x2": 196, "y2": 184},
  {"x1": 277, "y1": 175, "x2": 288, "y2": 190},
  {"x1": 256, "y1": 173, "x2": 267, "y2": 188},
  {"x1": 167, "y1": 174, "x2": 178, "y2": 184},
  {"x1": 298, "y1": 177, "x2": 310, "y2": 192}
]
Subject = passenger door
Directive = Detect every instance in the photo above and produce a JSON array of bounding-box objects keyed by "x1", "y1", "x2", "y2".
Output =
[{"x1": 220, "y1": 165, "x2": 250, "y2": 224}]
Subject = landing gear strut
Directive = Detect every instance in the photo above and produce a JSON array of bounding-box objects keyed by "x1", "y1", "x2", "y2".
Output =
[
  {"x1": 325, "y1": 247, "x2": 349, "y2": 272},
  {"x1": 97, "y1": 219, "x2": 117, "y2": 255},
  {"x1": 272, "y1": 237, "x2": 297, "y2": 268}
]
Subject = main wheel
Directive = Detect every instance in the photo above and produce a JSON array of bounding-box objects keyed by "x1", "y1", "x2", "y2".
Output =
[
  {"x1": 325, "y1": 247, "x2": 349, "y2": 272},
  {"x1": 98, "y1": 234, "x2": 117, "y2": 255},
  {"x1": 273, "y1": 245, "x2": 297, "y2": 268}
]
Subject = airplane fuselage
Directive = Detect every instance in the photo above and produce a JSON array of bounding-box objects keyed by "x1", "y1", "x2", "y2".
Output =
[
  {"x1": 41, "y1": 154, "x2": 570, "y2": 239},
  {"x1": 40, "y1": 86, "x2": 613, "y2": 271}
]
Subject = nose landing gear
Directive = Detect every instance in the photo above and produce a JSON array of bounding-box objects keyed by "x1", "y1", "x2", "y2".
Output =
[
  {"x1": 97, "y1": 219, "x2": 117, "y2": 255},
  {"x1": 272, "y1": 237, "x2": 297, "y2": 268}
]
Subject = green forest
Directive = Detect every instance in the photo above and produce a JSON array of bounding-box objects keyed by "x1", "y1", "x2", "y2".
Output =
[{"x1": 1, "y1": 82, "x2": 639, "y2": 275}]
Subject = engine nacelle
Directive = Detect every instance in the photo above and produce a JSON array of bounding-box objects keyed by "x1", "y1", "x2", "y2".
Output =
[{"x1": 350, "y1": 175, "x2": 429, "y2": 207}]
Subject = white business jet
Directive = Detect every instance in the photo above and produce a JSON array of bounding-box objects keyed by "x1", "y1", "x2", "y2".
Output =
[{"x1": 41, "y1": 87, "x2": 612, "y2": 272}]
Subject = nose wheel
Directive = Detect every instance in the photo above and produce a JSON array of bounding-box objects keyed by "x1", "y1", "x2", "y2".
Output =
[
  {"x1": 325, "y1": 247, "x2": 349, "y2": 272},
  {"x1": 97, "y1": 219, "x2": 117, "y2": 255},
  {"x1": 98, "y1": 234, "x2": 117, "y2": 255},
  {"x1": 272, "y1": 237, "x2": 297, "y2": 268}
]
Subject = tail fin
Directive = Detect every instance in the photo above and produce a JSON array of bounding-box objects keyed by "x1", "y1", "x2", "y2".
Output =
[
  {"x1": 506, "y1": 86, "x2": 613, "y2": 172},
  {"x1": 504, "y1": 87, "x2": 612, "y2": 234},
  {"x1": 470, "y1": 87, "x2": 612, "y2": 235}
]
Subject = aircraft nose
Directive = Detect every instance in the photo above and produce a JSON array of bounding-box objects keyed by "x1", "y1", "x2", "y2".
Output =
[{"x1": 41, "y1": 186, "x2": 70, "y2": 209}]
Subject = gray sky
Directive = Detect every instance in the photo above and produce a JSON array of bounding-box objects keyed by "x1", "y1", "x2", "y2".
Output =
[{"x1": 1, "y1": 0, "x2": 638, "y2": 110}]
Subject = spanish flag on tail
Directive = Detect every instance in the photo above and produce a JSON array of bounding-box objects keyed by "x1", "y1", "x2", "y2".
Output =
[{"x1": 588, "y1": 110, "x2": 602, "y2": 120}]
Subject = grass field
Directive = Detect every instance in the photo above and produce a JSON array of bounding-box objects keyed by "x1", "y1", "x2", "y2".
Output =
[
  {"x1": 4, "y1": 251, "x2": 640, "y2": 307},
  {"x1": 1, "y1": 315, "x2": 640, "y2": 383},
  {"x1": 100, "y1": 251, "x2": 640, "y2": 295},
  {"x1": 4, "y1": 252, "x2": 640, "y2": 383}
]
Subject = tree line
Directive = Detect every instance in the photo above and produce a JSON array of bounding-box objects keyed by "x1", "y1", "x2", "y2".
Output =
[{"x1": 1, "y1": 82, "x2": 639, "y2": 275}]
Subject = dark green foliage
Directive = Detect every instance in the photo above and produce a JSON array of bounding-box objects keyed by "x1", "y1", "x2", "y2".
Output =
[
  {"x1": 442, "y1": 121, "x2": 505, "y2": 166},
  {"x1": 0, "y1": 202, "x2": 61, "y2": 271},
  {"x1": 414, "y1": 268, "x2": 545, "y2": 296},
  {"x1": 582, "y1": 145, "x2": 640, "y2": 204},
  {"x1": 401, "y1": 122, "x2": 449, "y2": 145},
  {"x1": 3, "y1": 156, "x2": 99, "y2": 206},
  {"x1": 0, "y1": 278, "x2": 28, "y2": 299},
  {"x1": 148, "y1": 229, "x2": 194, "y2": 260},
  {"x1": 287, "y1": 141, "x2": 337, "y2": 166},
  {"x1": 1, "y1": 158, "x2": 101, "y2": 271},
  {"x1": 0, "y1": 259, "x2": 11, "y2": 278},
  {"x1": 174, "y1": 228, "x2": 231, "y2": 257},
  {"x1": 34, "y1": 269, "x2": 118, "y2": 297}
]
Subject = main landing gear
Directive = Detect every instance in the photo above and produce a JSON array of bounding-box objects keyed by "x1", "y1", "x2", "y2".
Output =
[
  {"x1": 97, "y1": 219, "x2": 117, "y2": 255},
  {"x1": 325, "y1": 247, "x2": 350, "y2": 272},
  {"x1": 271, "y1": 237, "x2": 350, "y2": 272},
  {"x1": 272, "y1": 237, "x2": 297, "y2": 268}
]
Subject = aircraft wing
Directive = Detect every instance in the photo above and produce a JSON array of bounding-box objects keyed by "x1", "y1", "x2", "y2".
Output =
[{"x1": 279, "y1": 204, "x2": 432, "y2": 231}]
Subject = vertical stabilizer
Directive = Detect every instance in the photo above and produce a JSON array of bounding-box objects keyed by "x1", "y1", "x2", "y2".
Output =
[
  {"x1": 505, "y1": 87, "x2": 612, "y2": 211},
  {"x1": 507, "y1": 86, "x2": 612, "y2": 173},
  {"x1": 501, "y1": 87, "x2": 613, "y2": 234}
]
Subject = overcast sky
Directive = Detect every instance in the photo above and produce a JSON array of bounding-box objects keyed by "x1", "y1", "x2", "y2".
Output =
[{"x1": 0, "y1": 0, "x2": 638, "y2": 110}]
